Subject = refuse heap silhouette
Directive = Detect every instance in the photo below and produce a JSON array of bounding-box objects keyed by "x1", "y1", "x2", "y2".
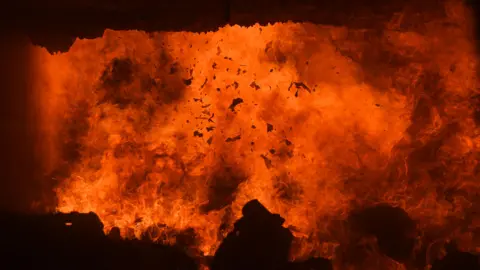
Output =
[{"x1": 0, "y1": 199, "x2": 478, "y2": 270}]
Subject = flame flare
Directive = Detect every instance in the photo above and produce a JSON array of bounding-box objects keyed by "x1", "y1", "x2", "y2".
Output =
[{"x1": 32, "y1": 1, "x2": 479, "y2": 262}]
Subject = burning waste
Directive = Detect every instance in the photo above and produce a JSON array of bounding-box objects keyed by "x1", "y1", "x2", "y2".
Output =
[{"x1": 29, "y1": 1, "x2": 479, "y2": 268}]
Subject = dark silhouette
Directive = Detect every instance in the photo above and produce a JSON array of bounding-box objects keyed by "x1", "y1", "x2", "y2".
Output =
[
  {"x1": 431, "y1": 242, "x2": 480, "y2": 270},
  {"x1": 211, "y1": 199, "x2": 332, "y2": 270},
  {"x1": 347, "y1": 204, "x2": 416, "y2": 263},
  {"x1": 333, "y1": 204, "x2": 417, "y2": 269},
  {"x1": 211, "y1": 199, "x2": 293, "y2": 270},
  {"x1": 0, "y1": 211, "x2": 197, "y2": 270},
  {"x1": 1, "y1": 201, "x2": 479, "y2": 270}
]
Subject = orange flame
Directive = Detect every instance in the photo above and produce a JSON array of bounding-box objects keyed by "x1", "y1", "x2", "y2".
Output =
[{"x1": 32, "y1": 0, "x2": 479, "y2": 262}]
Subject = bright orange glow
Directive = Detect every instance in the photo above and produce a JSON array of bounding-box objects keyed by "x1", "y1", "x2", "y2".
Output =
[{"x1": 32, "y1": 1, "x2": 479, "y2": 263}]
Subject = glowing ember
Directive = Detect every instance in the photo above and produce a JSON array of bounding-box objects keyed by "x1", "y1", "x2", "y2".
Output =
[{"x1": 32, "y1": 1, "x2": 479, "y2": 262}]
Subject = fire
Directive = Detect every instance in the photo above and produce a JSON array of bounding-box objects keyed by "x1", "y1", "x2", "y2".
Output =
[{"x1": 32, "y1": 0, "x2": 479, "y2": 263}]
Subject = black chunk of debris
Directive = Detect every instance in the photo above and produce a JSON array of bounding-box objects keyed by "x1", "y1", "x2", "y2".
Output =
[
  {"x1": 183, "y1": 78, "x2": 193, "y2": 86},
  {"x1": 269, "y1": 149, "x2": 276, "y2": 154},
  {"x1": 229, "y1": 98, "x2": 244, "y2": 112},
  {"x1": 170, "y1": 64, "x2": 178, "y2": 74},
  {"x1": 201, "y1": 78, "x2": 208, "y2": 88},
  {"x1": 194, "y1": 131, "x2": 204, "y2": 137},
  {"x1": 288, "y1": 81, "x2": 311, "y2": 95},
  {"x1": 233, "y1": 81, "x2": 239, "y2": 89},
  {"x1": 267, "y1": 123, "x2": 274, "y2": 132},
  {"x1": 207, "y1": 137, "x2": 213, "y2": 144},
  {"x1": 285, "y1": 139, "x2": 292, "y2": 146},
  {"x1": 261, "y1": 155, "x2": 272, "y2": 169},
  {"x1": 226, "y1": 135, "x2": 241, "y2": 142},
  {"x1": 206, "y1": 126, "x2": 215, "y2": 132},
  {"x1": 251, "y1": 125, "x2": 256, "y2": 129},
  {"x1": 250, "y1": 82, "x2": 260, "y2": 90},
  {"x1": 208, "y1": 113, "x2": 215, "y2": 123}
]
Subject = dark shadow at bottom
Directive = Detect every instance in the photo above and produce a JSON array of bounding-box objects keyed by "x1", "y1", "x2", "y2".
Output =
[{"x1": 0, "y1": 199, "x2": 478, "y2": 270}]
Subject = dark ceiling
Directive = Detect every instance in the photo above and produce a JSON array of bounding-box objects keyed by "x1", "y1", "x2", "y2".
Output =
[{"x1": 3, "y1": 0, "x2": 455, "y2": 52}]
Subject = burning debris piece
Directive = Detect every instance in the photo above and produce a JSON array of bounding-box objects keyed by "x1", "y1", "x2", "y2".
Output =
[
  {"x1": 225, "y1": 135, "x2": 241, "y2": 142},
  {"x1": 267, "y1": 123, "x2": 274, "y2": 132},
  {"x1": 260, "y1": 154, "x2": 273, "y2": 169},
  {"x1": 250, "y1": 81, "x2": 260, "y2": 90},
  {"x1": 288, "y1": 81, "x2": 311, "y2": 97},
  {"x1": 228, "y1": 98, "x2": 244, "y2": 112}
]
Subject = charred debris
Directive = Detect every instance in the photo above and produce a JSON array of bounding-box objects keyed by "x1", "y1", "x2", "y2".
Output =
[{"x1": 1, "y1": 200, "x2": 479, "y2": 270}]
